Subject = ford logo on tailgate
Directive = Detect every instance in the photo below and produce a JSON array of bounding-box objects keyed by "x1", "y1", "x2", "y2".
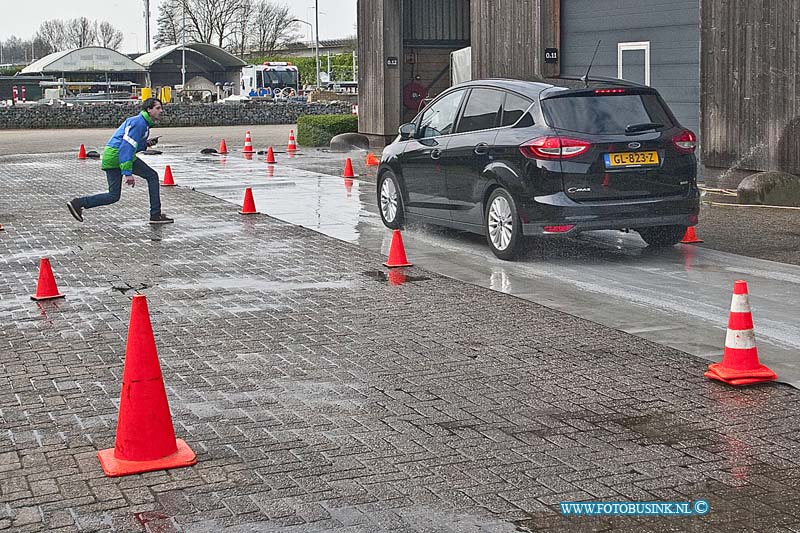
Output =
[{"x1": 628, "y1": 142, "x2": 641, "y2": 149}]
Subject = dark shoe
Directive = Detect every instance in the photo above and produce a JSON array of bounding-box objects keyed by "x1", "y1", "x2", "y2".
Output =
[
  {"x1": 149, "y1": 213, "x2": 174, "y2": 225},
  {"x1": 67, "y1": 199, "x2": 83, "y2": 222}
]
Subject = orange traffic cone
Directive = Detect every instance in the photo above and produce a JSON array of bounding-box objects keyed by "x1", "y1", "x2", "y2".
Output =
[
  {"x1": 383, "y1": 230, "x2": 413, "y2": 268},
  {"x1": 343, "y1": 158, "x2": 355, "y2": 178},
  {"x1": 31, "y1": 258, "x2": 65, "y2": 301},
  {"x1": 162, "y1": 165, "x2": 176, "y2": 187},
  {"x1": 366, "y1": 152, "x2": 379, "y2": 166},
  {"x1": 239, "y1": 187, "x2": 259, "y2": 214},
  {"x1": 681, "y1": 226, "x2": 703, "y2": 244},
  {"x1": 704, "y1": 280, "x2": 777, "y2": 386},
  {"x1": 97, "y1": 294, "x2": 197, "y2": 476},
  {"x1": 219, "y1": 139, "x2": 228, "y2": 154},
  {"x1": 243, "y1": 131, "x2": 254, "y2": 153},
  {"x1": 78, "y1": 144, "x2": 87, "y2": 160},
  {"x1": 266, "y1": 146, "x2": 276, "y2": 164},
  {"x1": 287, "y1": 130, "x2": 297, "y2": 152}
]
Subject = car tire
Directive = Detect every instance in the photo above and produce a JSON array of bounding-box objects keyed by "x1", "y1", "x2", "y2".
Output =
[
  {"x1": 638, "y1": 225, "x2": 687, "y2": 247},
  {"x1": 485, "y1": 188, "x2": 523, "y2": 260},
  {"x1": 378, "y1": 170, "x2": 404, "y2": 229}
]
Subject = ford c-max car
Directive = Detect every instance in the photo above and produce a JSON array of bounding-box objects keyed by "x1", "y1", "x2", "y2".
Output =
[{"x1": 376, "y1": 78, "x2": 699, "y2": 260}]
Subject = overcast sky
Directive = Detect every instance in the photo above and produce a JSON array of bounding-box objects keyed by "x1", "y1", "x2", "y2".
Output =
[{"x1": 0, "y1": 0, "x2": 357, "y2": 54}]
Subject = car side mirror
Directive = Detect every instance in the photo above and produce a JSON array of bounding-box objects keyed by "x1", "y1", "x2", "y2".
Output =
[{"x1": 399, "y1": 122, "x2": 417, "y2": 140}]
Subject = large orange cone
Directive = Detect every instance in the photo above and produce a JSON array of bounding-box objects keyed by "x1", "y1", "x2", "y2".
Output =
[
  {"x1": 243, "y1": 131, "x2": 254, "y2": 153},
  {"x1": 97, "y1": 294, "x2": 197, "y2": 476},
  {"x1": 383, "y1": 230, "x2": 413, "y2": 268},
  {"x1": 239, "y1": 187, "x2": 259, "y2": 214},
  {"x1": 162, "y1": 165, "x2": 176, "y2": 187},
  {"x1": 366, "y1": 152, "x2": 379, "y2": 166},
  {"x1": 266, "y1": 146, "x2": 276, "y2": 164},
  {"x1": 31, "y1": 258, "x2": 65, "y2": 301},
  {"x1": 681, "y1": 226, "x2": 703, "y2": 244},
  {"x1": 78, "y1": 144, "x2": 87, "y2": 160},
  {"x1": 343, "y1": 158, "x2": 355, "y2": 178},
  {"x1": 219, "y1": 139, "x2": 228, "y2": 154},
  {"x1": 705, "y1": 280, "x2": 777, "y2": 386},
  {"x1": 287, "y1": 130, "x2": 297, "y2": 152}
]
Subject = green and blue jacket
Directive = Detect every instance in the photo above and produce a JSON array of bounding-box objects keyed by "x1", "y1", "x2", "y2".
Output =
[{"x1": 101, "y1": 111, "x2": 154, "y2": 175}]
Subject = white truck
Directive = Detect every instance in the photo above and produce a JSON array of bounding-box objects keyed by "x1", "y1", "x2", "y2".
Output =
[{"x1": 240, "y1": 62, "x2": 300, "y2": 98}]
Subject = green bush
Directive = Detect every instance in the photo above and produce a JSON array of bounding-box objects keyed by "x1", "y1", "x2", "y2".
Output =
[{"x1": 297, "y1": 114, "x2": 358, "y2": 147}]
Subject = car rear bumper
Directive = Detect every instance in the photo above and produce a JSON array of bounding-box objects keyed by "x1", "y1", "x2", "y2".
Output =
[{"x1": 520, "y1": 191, "x2": 700, "y2": 236}]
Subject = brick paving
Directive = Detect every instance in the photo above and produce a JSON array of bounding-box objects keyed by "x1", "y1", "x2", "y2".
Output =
[{"x1": 3, "y1": 153, "x2": 800, "y2": 532}]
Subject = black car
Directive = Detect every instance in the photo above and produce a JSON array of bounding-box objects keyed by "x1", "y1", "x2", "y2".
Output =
[{"x1": 377, "y1": 78, "x2": 699, "y2": 260}]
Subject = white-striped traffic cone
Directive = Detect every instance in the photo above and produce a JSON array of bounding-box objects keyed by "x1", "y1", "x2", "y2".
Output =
[
  {"x1": 243, "y1": 131, "x2": 254, "y2": 154},
  {"x1": 704, "y1": 280, "x2": 777, "y2": 385}
]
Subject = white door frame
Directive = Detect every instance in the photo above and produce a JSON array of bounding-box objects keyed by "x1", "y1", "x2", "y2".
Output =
[{"x1": 618, "y1": 41, "x2": 650, "y2": 86}]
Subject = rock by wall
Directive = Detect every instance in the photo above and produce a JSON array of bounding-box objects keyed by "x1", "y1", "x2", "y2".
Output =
[{"x1": 0, "y1": 101, "x2": 352, "y2": 129}]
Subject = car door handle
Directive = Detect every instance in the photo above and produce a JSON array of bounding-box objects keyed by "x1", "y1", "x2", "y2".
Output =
[
  {"x1": 430, "y1": 148, "x2": 442, "y2": 160},
  {"x1": 474, "y1": 143, "x2": 490, "y2": 155}
]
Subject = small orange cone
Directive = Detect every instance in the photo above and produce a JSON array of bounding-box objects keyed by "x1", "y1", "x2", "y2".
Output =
[
  {"x1": 243, "y1": 131, "x2": 254, "y2": 153},
  {"x1": 383, "y1": 230, "x2": 413, "y2": 268},
  {"x1": 704, "y1": 280, "x2": 777, "y2": 386},
  {"x1": 219, "y1": 139, "x2": 228, "y2": 154},
  {"x1": 343, "y1": 158, "x2": 355, "y2": 178},
  {"x1": 78, "y1": 144, "x2": 87, "y2": 160},
  {"x1": 31, "y1": 258, "x2": 65, "y2": 301},
  {"x1": 97, "y1": 294, "x2": 197, "y2": 476},
  {"x1": 366, "y1": 152, "x2": 379, "y2": 166},
  {"x1": 681, "y1": 226, "x2": 703, "y2": 244},
  {"x1": 162, "y1": 165, "x2": 176, "y2": 187},
  {"x1": 287, "y1": 130, "x2": 297, "y2": 152},
  {"x1": 266, "y1": 146, "x2": 276, "y2": 164},
  {"x1": 239, "y1": 187, "x2": 259, "y2": 214}
]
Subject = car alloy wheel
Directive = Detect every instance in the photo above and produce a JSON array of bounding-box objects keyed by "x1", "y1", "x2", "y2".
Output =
[
  {"x1": 485, "y1": 188, "x2": 522, "y2": 260},
  {"x1": 488, "y1": 195, "x2": 513, "y2": 250},
  {"x1": 378, "y1": 171, "x2": 404, "y2": 229}
]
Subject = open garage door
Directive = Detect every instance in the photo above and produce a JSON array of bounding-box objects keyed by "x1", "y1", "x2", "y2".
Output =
[{"x1": 559, "y1": 0, "x2": 700, "y2": 139}]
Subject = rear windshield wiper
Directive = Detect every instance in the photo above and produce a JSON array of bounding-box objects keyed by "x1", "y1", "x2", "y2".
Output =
[{"x1": 625, "y1": 122, "x2": 663, "y2": 133}]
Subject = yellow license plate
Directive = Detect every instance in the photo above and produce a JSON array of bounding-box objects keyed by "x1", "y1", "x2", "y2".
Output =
[{"x1": 604, "y1": 151, "x2": 660, "y2": 168}]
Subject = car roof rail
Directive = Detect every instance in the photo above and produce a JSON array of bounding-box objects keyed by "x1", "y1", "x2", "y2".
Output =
[{"x1": 551, "y1": 75, "x2": 648, "y2": 88}]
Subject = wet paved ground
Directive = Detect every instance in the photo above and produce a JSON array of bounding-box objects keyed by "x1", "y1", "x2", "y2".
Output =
[
  {"x1": 141, "y1": 150, "x2": 800, "y2": 387},
  {"x1": 3, "y1": 147, "x2": 800, "y2": 531}
]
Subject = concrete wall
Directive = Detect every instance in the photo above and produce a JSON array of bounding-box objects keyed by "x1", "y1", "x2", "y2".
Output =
[{"x1": 0, "y1": 102, "x2": 352, "y2": 129}]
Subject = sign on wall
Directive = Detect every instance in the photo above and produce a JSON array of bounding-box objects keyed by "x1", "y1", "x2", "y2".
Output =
[{"x1": 545, "y1": 48, "x2": 559, "y2": 64}]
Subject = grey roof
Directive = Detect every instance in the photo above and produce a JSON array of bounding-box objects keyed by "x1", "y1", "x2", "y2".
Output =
[
  {"x1": 276, "y1": 38, "x2": 357, "y2": 51},
  {"x1": 20, "y1": 47, "x2": 146, "y2": 74},
  {"x1": 135, "y1": 44, "x2": 246, "y2": 69}
]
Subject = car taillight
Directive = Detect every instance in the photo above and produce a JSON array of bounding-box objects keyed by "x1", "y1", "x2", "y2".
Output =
[
  {"x1": 671, "y1": 130, "x2": 696, "y2": 153},
  {"x1": 520, "y1": 137, "x2": 590, "y2": 160},
  {"x1": 594, "y1": 89, "x2": 626, "y2": 95}
]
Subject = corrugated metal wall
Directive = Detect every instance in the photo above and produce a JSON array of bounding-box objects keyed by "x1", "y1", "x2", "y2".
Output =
[
  {"x1": 559, "y1": 0, "x2": 700, "y2": 139},
  {"x1": 403, "y1": 0, "x2": 470, "y2": 45},
  {"x1": 702, "y1": 0, "x2": 800, "y2": 175}
]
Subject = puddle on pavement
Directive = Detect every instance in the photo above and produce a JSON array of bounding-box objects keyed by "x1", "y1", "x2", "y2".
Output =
[
  {"x1": 361, "y1": 270, "x2": 430, "y2": 283},
  {"x1": 159, "y1": 277, "x2": 355, "y2": 292}
]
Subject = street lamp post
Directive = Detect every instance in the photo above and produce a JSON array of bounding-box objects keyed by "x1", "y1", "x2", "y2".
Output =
[
  {"x1": 314, "y1": 0, "x2": 320, "y2": 88},
  {"x1": 291, "y1": 18, "x2": 319, "y2": 88}
]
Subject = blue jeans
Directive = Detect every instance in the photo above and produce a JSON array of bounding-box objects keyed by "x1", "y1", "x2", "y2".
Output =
[{"x1": 78, "y1": 158, "x2": 161, "y2": 217}]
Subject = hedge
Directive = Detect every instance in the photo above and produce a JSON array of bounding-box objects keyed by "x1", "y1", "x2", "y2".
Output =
[{"x1": 297, "y1": 114, "x2": 358, "y2": 147}]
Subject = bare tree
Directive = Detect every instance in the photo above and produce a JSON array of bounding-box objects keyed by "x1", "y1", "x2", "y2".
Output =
[
  {"x1": 155, "y1": 0, "x2": 183, "y2": 47},
  {"x1": 250, "y1": 1, "x2": 296, "y2": 55},
  {"x1": 36, "y1": 20, "x2": 68, "y2": 53},
  {"x1": 229, "y1": 0, "x2": 254, "y2": 57},
  {"x1": 96, "y1": 21, "x2": 124, "y2": 50},
  {"x1": 65, "y1": 17, "x2": 97, "y2": 48}
]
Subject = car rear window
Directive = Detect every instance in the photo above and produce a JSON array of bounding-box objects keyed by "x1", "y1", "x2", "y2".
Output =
[{"x1": 541, "y1": 93, "x2": 674, "y2": 134}]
